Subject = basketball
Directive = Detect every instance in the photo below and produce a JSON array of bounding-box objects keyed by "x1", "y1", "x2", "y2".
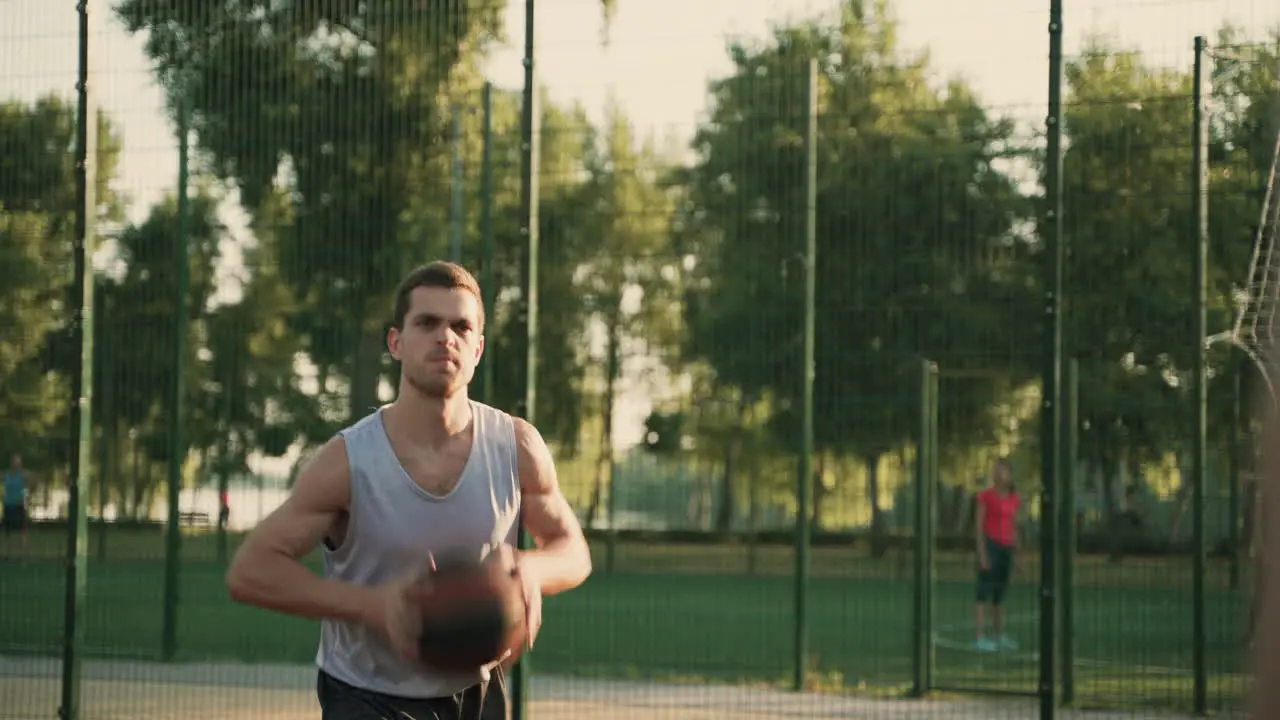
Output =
[{"x1": 415, "y1": 552, "x2": 527, "y2": 674}]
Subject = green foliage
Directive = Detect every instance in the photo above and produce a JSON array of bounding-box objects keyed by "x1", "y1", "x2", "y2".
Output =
[
  {"x1": 1056, "y1": 35, "x2": 1275, "y2": 491},
  {"x1": 679, "y1": 4, "x2": 1032, "y2": 472},
  {"x1": 98, "y1": 188, "x2": 224, "y2": 444},
  {"x1": 0, "y1": 208, "x2": 67, "y2": 456},
  {"x1": 116, "y1": 2, "x2": 643, "y2": 459},
  {"x1": 0, "y1": 1, "x2": 1269, "y2": 541},
  {"x1": 0, "y1": 96, "x2": 123, "y2": 468},
  {"x1": 478, "y1": 89, "x2": 600, "y2": 449},
  {"x1": 642, "y1": 411, "x2": 684, "y2": 454},
  {"x1": 116, "y1": 0, "x2": 505, "y2": 420}
]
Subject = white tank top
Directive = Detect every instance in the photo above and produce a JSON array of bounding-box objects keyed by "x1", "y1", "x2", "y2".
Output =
[{"x1": 315, "y1": 401, "x2": 521, "y2": 697}]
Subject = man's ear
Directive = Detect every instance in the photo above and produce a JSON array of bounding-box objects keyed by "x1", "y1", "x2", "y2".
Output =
[{"x1": 387, "y1": 326, "x2": 401, "y2": 361}]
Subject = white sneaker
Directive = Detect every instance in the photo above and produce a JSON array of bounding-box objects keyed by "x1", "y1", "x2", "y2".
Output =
[
  {"x1": 998, "y1": 635, "x2": 1018, "y2": 651},
  {"x1": 975, "y1": 638, "x2": 998, "y2": 652}
]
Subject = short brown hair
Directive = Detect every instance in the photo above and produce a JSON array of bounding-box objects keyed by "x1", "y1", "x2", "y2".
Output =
[{"x1": 391, "y1": 261, "x2": 485, "y2": 331}]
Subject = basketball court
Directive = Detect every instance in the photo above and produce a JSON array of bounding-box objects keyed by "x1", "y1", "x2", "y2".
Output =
[{"x1": 0, "y1": 655, "x2": 1245, "y2": 720}]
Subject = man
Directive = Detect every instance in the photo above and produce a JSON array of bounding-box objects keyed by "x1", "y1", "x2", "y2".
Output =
[
  {"x1": 3, "y1": 454, "x2": 34, "y2": 549},
  {"x1": 973, "y1": 457, "x2": 1020, "y2": 652},
  {"x1": 226, "y1": 261, "x2": 592, "y2": 720}
]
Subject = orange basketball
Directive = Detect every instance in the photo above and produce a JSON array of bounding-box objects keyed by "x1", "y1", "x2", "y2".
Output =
[{"x1": 415, "y1": 554, "x2": 527, "y2": 674}]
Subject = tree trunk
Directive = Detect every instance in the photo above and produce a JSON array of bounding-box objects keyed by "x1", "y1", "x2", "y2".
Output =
[
  {"x1": 128, "y1": 442, "x2": 142, "y2": 519},
  {"x1": 1168, "y1": 449, "x2": 1194, "y2": 546},
  {"x1": 714, "y1": 397, "x2": 750, "y2": 536},
  {"x1": 1244, "y1": 478, "x2": 1260, "y2": 559},
  {"x1": 349, "y1": 325, "x2": 385, "y2": 423},
  {"x1": 713, "y1": 437, "x2": 737, "y2": 536},
  {"x1": 746, "y1": 463, "x2": 761, "y2": 575},
  {"x1": 812, "y1": 453, "x2": 826, "y2": 531},
  {"x1": 1102, "y1": 451, "x2": 1122, "y2": 562},
  {"x1": 868, "y1": 454, "x2": 888, "y2": 558},
  {"x1": 585, "y1": 310, "x2": 621, "y2": 529},
  {"x1": 108, "y1": 418, "x2": 122, "y2": 517}
]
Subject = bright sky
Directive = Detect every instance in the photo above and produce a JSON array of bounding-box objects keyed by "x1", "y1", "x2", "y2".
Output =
[
  {"x1": 1, "y1": 0, "x2": 1277, "y2": 465},
  {"x1": 3, "y1": 0, "x2": 1275, "y2": 222}
]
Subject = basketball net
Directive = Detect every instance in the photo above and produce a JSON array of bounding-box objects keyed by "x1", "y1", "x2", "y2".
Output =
[
  {"x1": 1216, "y1": 128, "x2": 1280, "y2": 402},
  {"x1": 1206, "y1": 45, "x2": 1280, "y2": 406}
]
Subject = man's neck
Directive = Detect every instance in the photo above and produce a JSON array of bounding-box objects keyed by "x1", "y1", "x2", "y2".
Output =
[{"x1": 386, "y1": 389, "x2": 472, "y2": 448}]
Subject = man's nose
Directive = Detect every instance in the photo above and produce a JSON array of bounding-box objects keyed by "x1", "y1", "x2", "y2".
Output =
[{"x1": 434, "y1": 326, "x2": 458, "y2": 346}]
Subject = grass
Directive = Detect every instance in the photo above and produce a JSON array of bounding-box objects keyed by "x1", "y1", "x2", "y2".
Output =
[{"x1": 0, "y1": 526, "x2": 1254, "y2": 713}]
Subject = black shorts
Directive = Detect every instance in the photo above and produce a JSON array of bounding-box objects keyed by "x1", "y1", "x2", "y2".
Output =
[
  {"x1": 317, "y1": 668, "x2": 509, "y2": 720},
  {"x1": 2, "y1": 505, "x2": 25, "y2": 532},
  {"x1": 976, "y1": 536, "x2": 1015, "y2": 605}
]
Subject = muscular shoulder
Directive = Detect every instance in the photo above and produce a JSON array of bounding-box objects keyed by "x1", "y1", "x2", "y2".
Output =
[
  {"x1": 290, "y1": 435, "x2": 353, "y2": 513},
  {"x1": 512, "y1": 417, "x2": 557, "y2": 495}
]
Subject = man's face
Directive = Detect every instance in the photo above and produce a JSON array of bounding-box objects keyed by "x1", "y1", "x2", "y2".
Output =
[
  {"x1": 387, "y1": 287, "x2": 484, "y2": 400},
  {"x1": 10, "y1": 455, "x2": 19, "y2": 469}
]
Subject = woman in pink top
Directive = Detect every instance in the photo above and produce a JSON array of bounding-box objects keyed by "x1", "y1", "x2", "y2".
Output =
[{"x1": 973, "y1": 458, "x2": 1020, "y2": 652}]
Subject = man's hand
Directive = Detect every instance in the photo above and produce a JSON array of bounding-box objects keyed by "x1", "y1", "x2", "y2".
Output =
[
  {"x1": 374, "y1": 556, "x2": 437, "y2": 661},
  {"x1": 979, "y1": 552, "x2": 990, "y2": 571},
  {"x1": 515, "y1": 554, "x2": 543, "y2": 650},
  {"x1": 493, "y1": 544, "x2": 543, "y2": 651}
]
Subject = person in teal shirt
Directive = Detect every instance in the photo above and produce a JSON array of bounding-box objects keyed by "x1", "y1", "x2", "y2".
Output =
[{"x1": 3, "y1": 454, "x2": 34, "y2": 549}]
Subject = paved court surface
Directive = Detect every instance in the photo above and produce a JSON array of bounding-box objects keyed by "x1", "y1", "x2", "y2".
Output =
[{"x1": 0, "y1": 656, "x2": 1246, "y2": 719}]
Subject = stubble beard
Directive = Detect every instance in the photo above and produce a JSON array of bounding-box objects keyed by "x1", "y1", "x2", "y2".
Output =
[{"x1": 405, "y1": 366, "x2": 467, "y2": 400}]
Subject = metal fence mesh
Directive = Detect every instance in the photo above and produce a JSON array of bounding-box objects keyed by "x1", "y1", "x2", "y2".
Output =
[{"x1": 1, "y1": 0, "x2": 1278, "y2": 719}]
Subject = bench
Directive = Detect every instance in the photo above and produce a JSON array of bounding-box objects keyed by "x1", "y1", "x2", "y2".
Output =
[{"x1": 179, "y1": 511, "x2": 212, "y2": 527}]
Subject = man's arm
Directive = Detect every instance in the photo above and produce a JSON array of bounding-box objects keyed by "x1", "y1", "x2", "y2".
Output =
[
  {"x1": 225, "y1": 436, "x2": 381, "y2": 625},
  {"x1": 514, "y1": 418, "x2": 592, "y2": 596}
]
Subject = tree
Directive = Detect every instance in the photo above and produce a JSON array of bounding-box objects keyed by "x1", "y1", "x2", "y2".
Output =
[
  {"x1": 120, "y1": 3, "x2": 629, "y2": 473},
  {"x1": 679, "y1": 2, "x2": 1031, "y2": 547},
  {"x1": 93, "y1": 184, "x2": 226, "y2": 512},
  {"x1": 1209, "y1": 27, "x2": 1280, "y2": 413},
  {"x1": 117, "y1": 0, "x2": 504, "y2": 424},
  {"x1": 0, "y1": 208, "x2": 67, "y2": 460},
  {"x1": 1055, "y1": 36, "x2": 1268, "y2": 539},
  {"x1": 470, "y1": 87, "x2": 600, "y2": 453},
  {"x1": 0, "y1": 95, "x2": 123, "y2": 478},
  {"x1": 568, "y1": 101, "x2": 680, "y2": 526}
]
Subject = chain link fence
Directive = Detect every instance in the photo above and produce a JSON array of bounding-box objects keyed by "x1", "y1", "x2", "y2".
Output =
[{"x1": 1, "y1": 1, "x2": 1277, "y2": 719}]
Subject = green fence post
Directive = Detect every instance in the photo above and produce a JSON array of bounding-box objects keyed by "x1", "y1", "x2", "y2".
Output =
[
  {"x1": 450, "y1": 102, "x2": 464, "y2": 263},
  {"x1": 1040, "y1": 1, "x2": 1066, "y2": 716},
  {"x1": 60, "y1": 2, "x2": 98, "y2": 716},
  {"x1": 912, "y1": 359, "x2": 938, "y2": 697},
  {"x1": 216, "y1": 387, "x2": 231, "y2": 566},
  {"x1": 926, "y1": 361, "x2": 938, "y2": 691},
  {"x1": 161, "y1": 87, "x2": 191, "y2": 663},
  {"x1": 479, "y1": 81, "x2": 495, "y2": 406},
  {"x1": 512, "y1": 1, "x2": 540, "y2": 717},
  {"x1": 1190, "y1": 35, "x2": 1210, "y2": 716},
  {"x1": 1229, "y1": 357, "x2": 1242, "y2": 590},
  {"x1": 95, "y1": 290, "x2": 111, "y2": 562},
  {"x1": 606, "y1": 458, "x2": 619, "y2": 573},
  {"x1": 1060, "y1": 358, "x2": 1078, "y2": 704},
  {"x1": 792, "y1": 56, "x2": 818, "y2": 693}
]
